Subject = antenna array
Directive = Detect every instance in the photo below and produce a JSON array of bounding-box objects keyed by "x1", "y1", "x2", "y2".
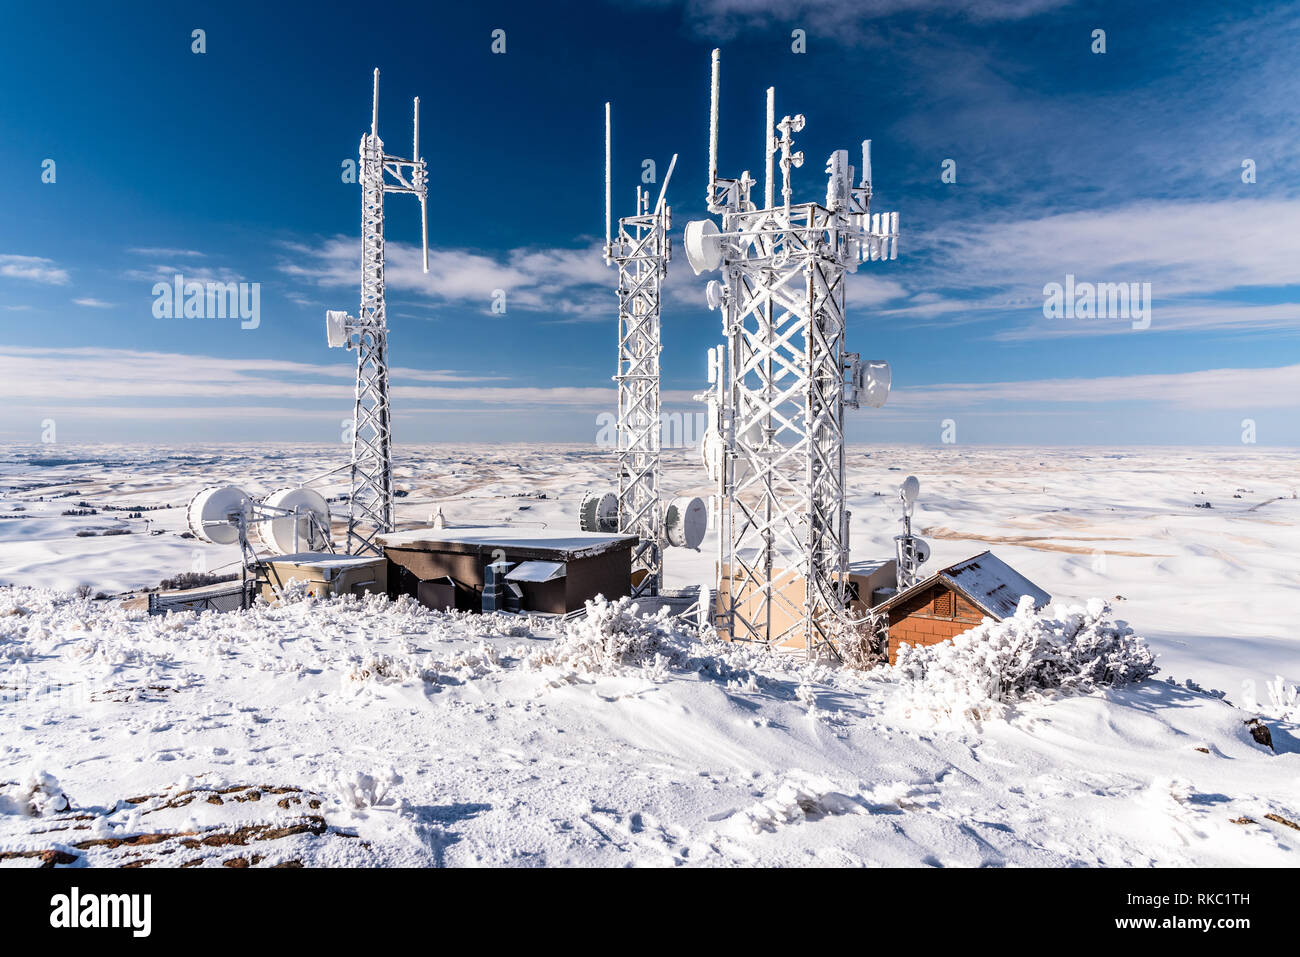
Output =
[
  {"x1": 687, "y1": 49, "x2": 900, "y2": 660},
  {"x1": 326, "y1": 69, "x2": 429, "y2": 556}
]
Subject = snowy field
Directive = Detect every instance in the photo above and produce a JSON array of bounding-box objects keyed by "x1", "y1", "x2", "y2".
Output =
[{"x1": 0, "y1": 443, "x2": 1297, "y2": 867}]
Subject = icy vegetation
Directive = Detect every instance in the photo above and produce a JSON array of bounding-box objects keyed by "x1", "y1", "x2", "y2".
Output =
[
  {"x1": 1, "y1": 582, "x2": 1295, "y2": 868},
  {"x1": 893, "y1": 596, "x2": 1160, "y2": 724},
  {"x1": 525, "y1": 596, "x2": 693, "y2": 677}
]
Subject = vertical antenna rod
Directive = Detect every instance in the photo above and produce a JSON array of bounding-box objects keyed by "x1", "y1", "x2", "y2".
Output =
[
  {"x1": 764, "y1": 87, "x2": 775, "y2": 209},
  {"x1": 708, "y1": 48, "x2": 720, "y2": 208},
  {"x1": 654, "y1": 152, "x2": 678, "y2": 215},
  {"x1": 415, "y1": 96, "x2": 428, "y2": 273},
  {"x1": 604, "y1": 102, "x2": 612, "y2": 260}
]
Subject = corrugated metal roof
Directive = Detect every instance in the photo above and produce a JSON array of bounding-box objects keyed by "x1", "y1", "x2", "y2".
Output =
[{"x1": 939, "y1": 551, "x2": 1051, "y2": 619}]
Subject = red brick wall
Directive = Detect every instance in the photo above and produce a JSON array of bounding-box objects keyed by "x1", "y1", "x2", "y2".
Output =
[{"x1": 887, "y1": 584, "x2": 984, "y2": 664}]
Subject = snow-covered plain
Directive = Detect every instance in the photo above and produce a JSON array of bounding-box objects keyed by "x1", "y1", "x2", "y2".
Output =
[{"x1": 0, "y1": 443, "x2": 1297, "y2": 867}]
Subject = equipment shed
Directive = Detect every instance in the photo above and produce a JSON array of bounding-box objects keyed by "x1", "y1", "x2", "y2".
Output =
[
  {"x1": 377, "y1": 526, "x2": 637, "y2": 615},
  {"x1": 874, "y1": 551, "x2": 1051, "y2": 664}
]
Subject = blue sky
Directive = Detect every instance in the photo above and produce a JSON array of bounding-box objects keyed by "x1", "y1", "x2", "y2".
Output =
[{"x1": 0, "y1": 0, "x2": 1297, "y2": 446}]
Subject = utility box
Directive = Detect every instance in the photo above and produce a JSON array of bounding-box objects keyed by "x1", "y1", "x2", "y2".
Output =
[
  {"x1": 259, "y1": 552, "x2": 387, "y2": 603},
  {"x1": 416, "y1": 576, "x2": 457, "y2": 612}
]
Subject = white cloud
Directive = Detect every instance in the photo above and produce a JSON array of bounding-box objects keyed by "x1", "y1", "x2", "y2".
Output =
[
  {"x1": 72, "y1": 297, "x2": 115, "y2": 308},
  {"x1": 122, "y1": 263, "x2": 246, "y2": 285},
  {"x1": 127, "y1": 247, "x2": 206, "y2": 258},
  {"x1": 0, "y1": 254, "x2": 70, "y2": 285},
  {"x1": 892, "y1": 363, "x2": 1300, "y2": 412},
  {"x1": 666, "y1": 0, "x2": 1068, "y2": 39},
  {"x1": 874, "y1": 198, "x2": 1300, "y2": 337},
  {"x1": 920, "y1": 199, "x2": 1300, "y2": 299},
  {"x1": 280, "y1": 237, "x2": 612, "y2": 320},
  {"x1": 0, "y1": 347, "x2": 639, "y2": 410}
]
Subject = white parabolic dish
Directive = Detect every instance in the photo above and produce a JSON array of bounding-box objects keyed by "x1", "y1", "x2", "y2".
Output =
[
  {"x1": 665, "y1": 496, "x2": 707, "y2": 549},
  {"x1": 683, "y1": 219, "x2": 722, "y2": 275},
  {"x1": 860, "y1": 359, "x2": 891, "y2": 408},
  {"x1": 578, "y1": 490, "x2": 619, "y2": 534},
  {"x1": 187, "y1": 485, "x2": 251, "y2": 545},
  {"x1": 255, "y1": 487, "x2": 332, "y2": 555},
  {"x1": 325, "y1": 310, "x2": 349, "y2": 349}
]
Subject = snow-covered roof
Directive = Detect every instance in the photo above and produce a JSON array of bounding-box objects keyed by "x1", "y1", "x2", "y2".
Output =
[
  {"x1": 377, "y1": 526, "x2": 636, "y2": 561},
  {"x1": 264, "y1": 552, "x2": 386, "y2": 570},
  {"x1": 876, "y1": 550, "x2": 1051, "y2": 620}
]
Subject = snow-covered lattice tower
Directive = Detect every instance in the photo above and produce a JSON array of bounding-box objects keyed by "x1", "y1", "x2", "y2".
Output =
[
  {"x1": 603, "y1": 103, "x2": 677, "y2": 596},
  {"x1": 687, "y1": 50, "x2": 898, "y2": 660},
  {"x1": 326, "y1": 69, "x2": 429, "y2": 556}
]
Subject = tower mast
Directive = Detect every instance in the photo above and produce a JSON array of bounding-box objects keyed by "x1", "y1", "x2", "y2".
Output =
[
  {"x1": 687, "y1": 50, "x2": 899, "y2": 660},
  {"x1": 326, "y1": 68, "x2": 429, "y2": 556},
  {"x1": 604, "y1": 102, "x2": 677, "y2": 596}
]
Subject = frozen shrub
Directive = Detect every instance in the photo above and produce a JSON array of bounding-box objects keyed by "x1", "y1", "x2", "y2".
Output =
[
  {"x1": 269, "y1": 577, "x2": 314, "y2": 605},
  {"x1": 527, "y1": 595, "x2": 691, "y2": 676},
  {"x1": 328, "y1": 768, "x2": 401, "y2": 809},
  {"x1": 20, "y1": 769, "x2": 70, "y2": 816},
  {"x1": 893, "y1": 595, "x2": 1158, "y2": 723}
]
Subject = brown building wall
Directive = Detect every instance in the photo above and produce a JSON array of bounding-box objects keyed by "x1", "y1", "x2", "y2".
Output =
[
  {"x1": 886, "y1": 583, "x2": 985, "y2": 665},
  {"x1": 385, "y1": 543, "x2": 630, "y2": 615}
]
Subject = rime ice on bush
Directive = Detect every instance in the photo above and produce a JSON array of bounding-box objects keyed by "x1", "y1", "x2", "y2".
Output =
[
  {"x1": 892, "y1": 595, "x2": 1158, "y2": 723},
  {"x1": 18, "y1": 769, "x2": 70, "y2": 816},
  {"x1": 526, "y1": 595, "x2": 693, "y2": 677}
]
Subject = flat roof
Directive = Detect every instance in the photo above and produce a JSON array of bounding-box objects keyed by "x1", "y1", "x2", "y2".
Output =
[
  {"x1": 264, "y1": 552, "x2": 386, "y2": 569},
  {"x1": 377, "y1": 525, "x2": 637, "y2": 561}
]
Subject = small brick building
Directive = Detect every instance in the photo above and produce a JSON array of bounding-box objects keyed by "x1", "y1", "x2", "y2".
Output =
[{"x1": 876, "y1": 551, "x2": 1051, "y2": 664}]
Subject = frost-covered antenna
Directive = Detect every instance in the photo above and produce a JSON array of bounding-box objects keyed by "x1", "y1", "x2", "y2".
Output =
[
  {"x1": 324, "y1": 68, "x2": 430, "y2": 556},
  {"x1": 684, "y1": 48, "x2": 901, "y2": 662},
  {"x1": 583, "y1": 103, "x2": 695, "y2": 596},
  {"x1": 894, "y1": 475, "x2": 930, "y2": 590}
]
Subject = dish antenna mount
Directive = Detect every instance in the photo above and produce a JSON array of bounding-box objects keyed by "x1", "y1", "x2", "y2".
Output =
[{"x1": 325, "y1": 68, "x2": 429, "y2": 556}]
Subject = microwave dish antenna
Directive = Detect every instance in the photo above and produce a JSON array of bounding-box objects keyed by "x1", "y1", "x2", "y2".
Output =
[
  {"x1": 254, "y1": 487, "x2": 332, "y2": 555},
  {"x1": 579, "y1": 490, "x2": 620, "y2": 534},
  {"x1": 665, "y1": 496, "x2": 707, "y2": 550},
  {"x1": 895, "y1": 475, "x2": 927, "y2": 589},
  {"x1": 187, "y1": 485, "x2": 251, "y2": 545}
]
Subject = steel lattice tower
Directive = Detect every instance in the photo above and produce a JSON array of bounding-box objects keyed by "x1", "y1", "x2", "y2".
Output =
[
  {"x1": 605, "y1": 104, "x2": 676, "y2": 596},
  {"x1": 692, "y1": 51, "x2": 899, "y2": 660},
  {"x1": 328, "y1": 69, "x2": 428, "y2": 556}
]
